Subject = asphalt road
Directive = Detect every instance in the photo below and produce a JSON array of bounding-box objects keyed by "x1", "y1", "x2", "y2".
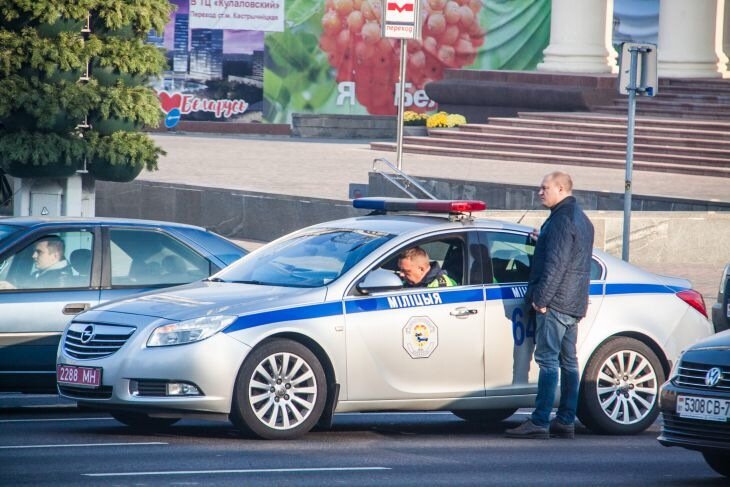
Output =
[{"x1": 0, "y1": 405, "x2": 726, "y2": 486}]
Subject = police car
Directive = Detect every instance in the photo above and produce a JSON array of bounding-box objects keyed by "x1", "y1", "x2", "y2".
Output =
[{"x1": 56, "y1": 199, "x2": 713, "y2": 439}]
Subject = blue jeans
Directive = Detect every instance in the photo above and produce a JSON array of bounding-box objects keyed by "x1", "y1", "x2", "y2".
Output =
[{"x1": 530, "y1": 308, "x2": 580, "y2": 427}]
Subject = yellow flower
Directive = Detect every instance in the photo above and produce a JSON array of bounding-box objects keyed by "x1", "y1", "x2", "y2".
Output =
[
  {"x1": 446, "y1": 114, "x2": 467, "y2": 127},
  {"x1": 403, "y1": 110, "x2": 428, "y2": 126},
  {"x1": 426, "y1": 112, "x2": 448, "y2": 128}
]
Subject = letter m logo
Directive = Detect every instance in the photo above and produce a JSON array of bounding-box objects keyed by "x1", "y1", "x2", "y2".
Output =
[{"x1": 387, "y1": 1, "x2": 414, "y2": 12}]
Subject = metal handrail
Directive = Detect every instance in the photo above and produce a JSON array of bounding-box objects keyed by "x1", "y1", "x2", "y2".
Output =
[{"x1": 372, "y1": 157, "x2": 436, "y2": 200}]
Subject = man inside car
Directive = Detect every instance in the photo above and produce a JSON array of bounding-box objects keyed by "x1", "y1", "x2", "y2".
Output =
[
  {"x1": 397, "y1": 246, "x2": 457, "y2": 288},
  {"x1": 0, "y1": 236, "x2": 72, "y2": 290}
]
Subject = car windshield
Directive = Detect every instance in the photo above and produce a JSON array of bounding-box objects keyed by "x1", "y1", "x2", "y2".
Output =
[
  {"x1": 0, "y1": 224, "x2": 21, "y2": 245},
  {"x1": 216, "y1": 228, "x2": 395, "y2": 288}
]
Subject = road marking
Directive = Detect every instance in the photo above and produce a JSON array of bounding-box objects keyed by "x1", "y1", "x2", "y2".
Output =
[
  {"x1": 0, "y1": 442, "x2": 167, "y2": 449},
  {"x1": 0, "y1": 417, "x2": 112, "y2": 423},
  {"x1": 85, "y1": 467, "x2": 391, "y2": 477}
]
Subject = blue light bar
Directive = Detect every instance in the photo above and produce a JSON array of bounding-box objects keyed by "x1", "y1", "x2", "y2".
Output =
[{"x1": 353, "y1": 198, "x2": 486, "y2": 213}]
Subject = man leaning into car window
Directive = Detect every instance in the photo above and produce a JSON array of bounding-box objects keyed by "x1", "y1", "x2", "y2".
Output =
[
  {"x1": 0, "y1": 236, "x2": 72, "y2": 290},
  {"x1": 397, "y1": 246, "x2": 456, "y2": 288}
]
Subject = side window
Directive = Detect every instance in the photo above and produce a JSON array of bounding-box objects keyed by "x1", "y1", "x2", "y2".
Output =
[
  {"x1": 110, "y1": 229, "x2": 210, "y2": 287},
  {"x1": 378, "y1": 236, "x2": 466, "y2": 287},
  {"x1": 486, "y1": 231, "x2": 534, "y2": 284},
  {"x1": 0, "y1": 230, "x2": 94, "y2": 291}
]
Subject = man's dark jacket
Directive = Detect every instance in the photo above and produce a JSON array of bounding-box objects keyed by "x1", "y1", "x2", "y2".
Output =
[{"x1": 526, "y1": 196, "x2": 594, "y2": 318}]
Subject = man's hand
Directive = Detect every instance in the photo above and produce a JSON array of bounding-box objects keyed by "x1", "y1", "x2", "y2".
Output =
[
  {"x1": 529, "y1": 228, "x2": 539, "y2": 241},
  {"x1": 532, "y1": 302, "x2": 547, "y2": 314},
  {"x1": 0, "y1": 281, "x2": 16, "y2": 290}
]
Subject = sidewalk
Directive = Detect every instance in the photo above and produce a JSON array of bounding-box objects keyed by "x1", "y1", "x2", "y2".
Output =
[
  {"x1": 145, "y1": 132, "x2": 727, "y2": 301},
  {"x1": 147, "y1": 133, "x2": 730, "y2": 203}
]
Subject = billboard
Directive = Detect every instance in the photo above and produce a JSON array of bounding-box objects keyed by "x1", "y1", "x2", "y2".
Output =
[
  {"x1": 152, "y1": 0, "x2": 551, "y2": 125},
  {"x1": 262, "y1": 0, "x2": 550, "y2": 122},
  {"x1": 154, "y1": 0, "x2": 266, "y2": 128}
]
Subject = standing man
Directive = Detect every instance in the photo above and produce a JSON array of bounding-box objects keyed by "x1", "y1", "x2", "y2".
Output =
[{"x1": 506, "y1": 171, "x2": 594, "y2": 439}]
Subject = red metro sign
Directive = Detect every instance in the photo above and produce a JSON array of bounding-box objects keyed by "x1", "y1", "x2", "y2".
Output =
[{"x1": 382, "y1": 0, "x2": 420, "y2": 40}]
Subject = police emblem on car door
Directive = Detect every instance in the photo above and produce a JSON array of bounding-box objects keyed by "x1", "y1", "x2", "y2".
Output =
[{"x1": 343, "y1": 233, "x2": 486, "y2": 401}]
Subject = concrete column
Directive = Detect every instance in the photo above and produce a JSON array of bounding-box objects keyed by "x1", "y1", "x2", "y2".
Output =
[
  {"x1": 658, "y1": 0, "x2": 722, "y2": 78},
  {"x1": 63, "y1": 174, "x2": 83, "y2": 216},
  {"x1": 722, "y1": 0, "x2": 730, "y2": 75},
  {"x1": 537, "y1": 0, "x2": 617, "y2": 74}
]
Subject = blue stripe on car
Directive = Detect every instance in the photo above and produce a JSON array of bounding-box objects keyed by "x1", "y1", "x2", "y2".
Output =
[{"x1": 223, "y1": 283, "x2": 687, "y2": 333}]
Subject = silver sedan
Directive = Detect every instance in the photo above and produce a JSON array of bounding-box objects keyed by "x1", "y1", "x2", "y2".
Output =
[{"x1": 57, "y1": 199, "x2": 714, "y2": 439}]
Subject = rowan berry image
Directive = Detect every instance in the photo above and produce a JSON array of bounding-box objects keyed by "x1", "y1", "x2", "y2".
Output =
[{"x1": 319, "y1": 0, "x2": 485, "y2": 115}]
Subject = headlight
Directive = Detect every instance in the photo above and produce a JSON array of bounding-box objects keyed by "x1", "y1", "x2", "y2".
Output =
[{"x1": 147, "y1": 315, "x2": 235, "y2": 347}]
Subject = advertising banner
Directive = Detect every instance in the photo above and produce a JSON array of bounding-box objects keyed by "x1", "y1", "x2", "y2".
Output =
[
  {"x1": 154, "y1": 0, "x2": 265, "y2": 128},
  {"x1": 189, "y1": 0, "x2": 285, "y2": 32},
  {"x1": 262, "y1": 0, "x2": 550, "y2": 122}
]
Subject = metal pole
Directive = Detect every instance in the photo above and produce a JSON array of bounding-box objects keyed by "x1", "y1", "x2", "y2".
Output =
[
  {"x1": 622, "y1": 47, "x2": 639, "y2": 262},
  {"x1": 396, "y1": 39, "x2": 407, "y2": 171}
]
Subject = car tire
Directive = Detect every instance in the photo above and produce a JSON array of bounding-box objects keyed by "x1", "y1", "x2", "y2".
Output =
[
  {"x1": 451, "y1": 408, "x2": 517, "y2": 424},
  {"x1": 577, "y1": 337, "x2": 665, "y2": 435},
  {"x1": 230, "y1": 338, "x2": 327, "y2": 440},
  {"x1": 703, "y1": 452, "x2": 730, "y2": 478},
  {"x1": 111, "y1": 411, "x2": 179, "y2": 430}
]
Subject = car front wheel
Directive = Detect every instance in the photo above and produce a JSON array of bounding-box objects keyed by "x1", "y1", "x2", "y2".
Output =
[
  {"x1": 577, "y1": 337, "x2": 665, "y2": 435},
  {"x1": 230, "y1": 338, "x2": 327, "y2": 440}
]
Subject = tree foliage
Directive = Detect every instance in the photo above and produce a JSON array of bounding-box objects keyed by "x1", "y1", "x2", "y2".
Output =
[{"x1": 0, "y1": 0, "x2": 173, "y2": 180}]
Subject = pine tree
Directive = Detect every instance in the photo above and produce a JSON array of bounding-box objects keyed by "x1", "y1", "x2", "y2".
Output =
[{"x1": 0, "y1": 0, "x2": 173, "y2": 182}]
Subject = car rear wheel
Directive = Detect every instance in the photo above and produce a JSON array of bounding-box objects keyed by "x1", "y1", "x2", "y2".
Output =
[
  {"x1": 703, "y1": 452, "x2": 730, "y2": 477},
  {"x1": 451, "y1": 408, "x2": 517, "y2": 424},
  {"x1": 110, "y1": 411, "x2": 179, "y2": 430},
  {"x1": 577, "y1": 337, "x2": 665, "y2": 435},
  {"x1": 230, "y1": 338, "x2": 327, "y2": 440}
]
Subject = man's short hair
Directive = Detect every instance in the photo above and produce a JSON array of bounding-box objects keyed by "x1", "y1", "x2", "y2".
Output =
[
  {"x1": 546, "y1": 171, "x2": 573, "y2": 192},
  {"x1": 399, "y1": 246, "x2": 428, "y2": 263},
  {"x1": 36, "y1": 236, "x2": 65, "y2": 256}
]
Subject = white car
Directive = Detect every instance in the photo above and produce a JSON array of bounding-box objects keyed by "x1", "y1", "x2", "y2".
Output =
[{"x1": 57, "y1": 199, "x2": 713, "y2": 439}]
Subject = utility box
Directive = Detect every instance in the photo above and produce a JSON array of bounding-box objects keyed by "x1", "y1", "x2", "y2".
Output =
[
  {"x1": 29, "y1": 181, "x2": 63, "y2": 216},
  {"x1": 11, "y1": 175, "x2": 95, "y2": 217}
]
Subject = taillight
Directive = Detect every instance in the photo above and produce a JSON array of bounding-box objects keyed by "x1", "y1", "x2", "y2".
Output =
[{"x1": 676, "y1": 289, "x2": 708, "y2": 318}]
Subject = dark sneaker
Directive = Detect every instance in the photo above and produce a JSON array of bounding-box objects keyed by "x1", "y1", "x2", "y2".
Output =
[
  {"x1": 549, "y1": 418, "x2": 575, "y2": 439},
  {"x1": 505, "y1": 419, "x2": 549, "y2": 439}
]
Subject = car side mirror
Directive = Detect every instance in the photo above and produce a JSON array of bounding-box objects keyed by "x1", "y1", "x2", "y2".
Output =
[{"x1": 357, "y1": 269, "x2": 404, "y2": 294}]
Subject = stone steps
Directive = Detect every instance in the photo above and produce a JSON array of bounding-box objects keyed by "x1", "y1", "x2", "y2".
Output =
[
  {"x1": 371, "y1": 75, "x2": 730, "y2": 178},
  {"x1": 425, "y1": 129, "x2": 730, "y2": 161},
  {"x1": 471, "y1": 117, "x2": 730, "y2": 140},
  {"x1": 438, "y1": 123, "x2": 730, "y2": 150},
  {"x1": 369, "y1": 141, "x2": 730, "y2": 178}
]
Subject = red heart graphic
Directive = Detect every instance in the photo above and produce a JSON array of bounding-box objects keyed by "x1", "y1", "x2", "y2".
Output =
[{"x1": 158, "y1": 91, "x2": 182, "y2": 113}]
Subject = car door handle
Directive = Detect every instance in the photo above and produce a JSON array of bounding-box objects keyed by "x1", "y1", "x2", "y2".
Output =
[
  {"x1": 63, "y1": 303, "x2": 90, "y2": 315},
  {"x1": 450, "y1": 307, "x2": 478, "y2": 318}
]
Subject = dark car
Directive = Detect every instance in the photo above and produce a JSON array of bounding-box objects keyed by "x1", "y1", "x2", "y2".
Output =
[
  {"x1": 711, "y1": 264, "x2": 729, "y2": 333},
  {"x1": 658, "y1": 329, "x2": 730, "y2": 478},
  {"x1": 0, "y1": 217, "x2": 247, "y2": 394}
]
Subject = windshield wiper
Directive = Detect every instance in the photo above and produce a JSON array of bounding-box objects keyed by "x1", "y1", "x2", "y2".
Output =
[
  {"x1": 204, "y1": 276, "x2": 226, "y2": 282},
  {"x1": 230, "y1": 280, "x2": 267, "y2": 285}
]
